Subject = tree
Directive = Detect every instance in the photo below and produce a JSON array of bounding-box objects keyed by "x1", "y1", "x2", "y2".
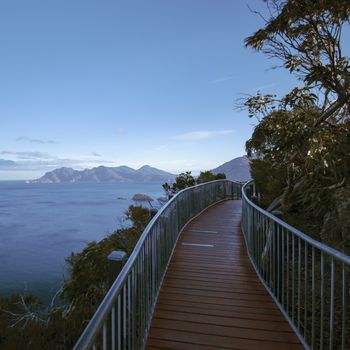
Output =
[
  {"x1": 243, "y1": 0, "x2": 350, "y2": 253},
  {"x1": 244, "y1": 0, "x2": 350, "y2": 124},
  {"x1": 162, "y1": 171, "x2": 227, "y2": 198},
  {"x1": 196, "y1": 171, "x2": 226, "y2": 184},
  {"x1": 162, "y1": 171, "x2": 196, "y2": 198}
]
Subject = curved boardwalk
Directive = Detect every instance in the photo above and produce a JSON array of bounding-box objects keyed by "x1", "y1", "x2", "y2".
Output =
[{"x1": 146, "y1": 200, "x2": 302, "y2": 350}]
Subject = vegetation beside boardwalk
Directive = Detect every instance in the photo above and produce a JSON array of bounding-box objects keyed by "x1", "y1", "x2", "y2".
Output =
[
  {"x1": 162, "y1": 171, "x2": 226, "y2": 198},
  {"x1": 242, "y1": 1, "x2": 350, "y2": 348},
  {"x1": 242, "y1": 0, "x2": 350, "y2": 255}
]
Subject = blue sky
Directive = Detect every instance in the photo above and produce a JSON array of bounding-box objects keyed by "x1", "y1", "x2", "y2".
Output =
[{"x1": 0, "y1": 0, "x2": 296, "y2": 180}]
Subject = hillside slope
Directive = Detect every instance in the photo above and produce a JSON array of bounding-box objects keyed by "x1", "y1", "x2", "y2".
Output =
[{"x1": 212, "y1": 156, "x2": 251, "y2": 182}]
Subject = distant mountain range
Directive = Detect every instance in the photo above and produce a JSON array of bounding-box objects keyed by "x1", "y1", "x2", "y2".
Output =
[
  {"x1": 27, "y1": 156, "x2": 251, "y2": 184},
  {"x1": 28, "y1": 165, "x2": 176, "y2": 184},
  {"x1": 212, "y1": 156, "x2": 251, "y2": 182}
]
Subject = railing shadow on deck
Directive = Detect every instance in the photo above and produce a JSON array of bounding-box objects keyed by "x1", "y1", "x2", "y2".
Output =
[
  {"x1": 242, "y1": 181, "x2": 350, "y2": 350},
  {"x1": 73, "y1": 180, "x2": 242, "y2": 350}
]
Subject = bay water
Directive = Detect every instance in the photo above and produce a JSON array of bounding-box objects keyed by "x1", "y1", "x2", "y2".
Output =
[{"x1": 0, "y1": 181, "x2": 164, "y2": 302}]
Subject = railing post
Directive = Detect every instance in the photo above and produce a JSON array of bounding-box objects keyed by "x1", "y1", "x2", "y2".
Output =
[{"x1": 108, "y1": 251, "x2": 127, "y2": 287}]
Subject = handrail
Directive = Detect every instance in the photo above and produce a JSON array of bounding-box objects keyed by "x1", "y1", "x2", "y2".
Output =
[
  {"x1": 242, "y1": 181, "x2": 349, "y2": 350},
  {"x1": 74, "y1": 180, "x2": 242, "y2": 350}
]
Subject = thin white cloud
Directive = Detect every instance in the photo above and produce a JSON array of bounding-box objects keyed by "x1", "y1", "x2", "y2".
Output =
[
  {"x1": 0, "y1": 151, "x2": 54, "y2": 160},
  {"x1": 211, "y1": 76, "x2": 234, "y2": 84},
  {"x1": 0, "y1": 150, "x2": 116, "y2": 173},
  {"x1": 91, "y1": 152, "x2": 102, "y2": 157},
  {"x1": 16, "y1": 136, "x2": 58, "y2": 144},
  {"x1": 253, "y1": 83, "x2": 278, "y2": 92},
  {"x1": 154, "y1": 145, "x2": 168, "y2": 152},
  {"x1": 116, "y1": 128, "x2": 124, "y2": 136},
  {"x1": 148, "y1": 159, "x2": 220, "y2": 174},
  {"x1": 173, "y1": 130, "x2": 234, "y2": 141}
]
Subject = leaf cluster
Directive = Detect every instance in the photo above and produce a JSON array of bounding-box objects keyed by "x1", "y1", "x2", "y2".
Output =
[
  {"x1": 247, "y1": 106, "x2": 350, "y2": 251},
  {"x1": 162, "y1": 172, "x2": 196, "y2": 197},
  {"x1": 162, "y1": 171, "x2": 226, "y2": 197},
  {"x1": 244, "y1": 0, "x2": 350, "y2": 121}
]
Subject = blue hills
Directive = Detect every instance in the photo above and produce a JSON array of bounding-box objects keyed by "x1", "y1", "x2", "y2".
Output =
[{"x1": 28, "y1": 165, "x2": 176, "y2": 183}]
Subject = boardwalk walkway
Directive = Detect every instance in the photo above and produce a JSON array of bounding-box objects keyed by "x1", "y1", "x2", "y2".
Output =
[{"x1": 146, "y1": 200, "x2": 302, "y2": 350}]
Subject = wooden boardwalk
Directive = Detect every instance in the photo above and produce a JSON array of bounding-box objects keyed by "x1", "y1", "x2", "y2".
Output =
[{"x1": 146, "y1": 200, "x2": 302, "y2": 350}]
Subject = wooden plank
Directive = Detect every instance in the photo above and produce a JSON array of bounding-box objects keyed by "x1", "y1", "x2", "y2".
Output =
[
  {"x1": 165, "y1": 270, "x2": 267, "y2": 283},
  {"x1": 147, "y1": 338, "x2": 232, "y2": 350},
  {"x1": 148, "y1": 328, "x2": 303, "y2": 350},
  {"x1": 159, "y1": 286, "x2": 275, "y2": 303},
  {"x1": 162, "y1": 280, "x2": 269, "y2": 295},
  {"x1": 165, "y1": 270, "x2": 263, "y2": 283},
  {"x1": 157, "y1": 292, "x2": 278, "y2": 310},
  {"x1": 152, "y1": 310, "x2": 295, "y2": 333},
  {"x1": 156, "y1": 297, "x2": 285, "y2": 319},
  {"x1": 151, "y1": 318, "x2": 299, "y2": 343},
  {"x1": 156, "y1": 302, "x2": 286, "y2": 322}
]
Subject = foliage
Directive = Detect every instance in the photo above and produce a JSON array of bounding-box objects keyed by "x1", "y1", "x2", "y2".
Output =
[
  {"x1": 0, "y1": 205, "x2": 151, "y2": 349},
  {"x1": 162, "y1": 171, "x2": 196, "y2": 197},
  {"x1": 196, "y1": 171, "x2": 226, "y2": 184},
  {"x1": 249, "y1": 158, "x2": 287, "y2": 209},
  {"x1": 244, "y1": 0, "x2": 350, "y2": 123},
  {"x1": 162, "y1": 171, "x2": 226, "y2": 198},
  {"x1": 243, "y1": 0, "x2": 350, "y2": 254},
  {"x1": 0, "y1": 294, "x2": 49, "y2": 349},
  {"x1": 247, "y1": 107, "x2": 350, "y2": 243},
  {"x1": 244, "y1": 6, "x2": 350, "y2": 346},
  {"x1": 124, "y1": 205, "x2": 153, "y2": 231}
]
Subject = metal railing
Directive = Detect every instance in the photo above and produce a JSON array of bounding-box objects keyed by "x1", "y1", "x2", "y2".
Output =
[
  {"x1": 242, "y1": 181, "x2": 350, "y2": 350},
  {"x1": 74, "y1": 180, "x2": 242, "y2": 350}
]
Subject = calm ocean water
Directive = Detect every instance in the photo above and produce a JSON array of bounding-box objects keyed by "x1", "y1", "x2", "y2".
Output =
[{"x1": 0, "y1": 181, "x2": 164, "y2": 301}]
